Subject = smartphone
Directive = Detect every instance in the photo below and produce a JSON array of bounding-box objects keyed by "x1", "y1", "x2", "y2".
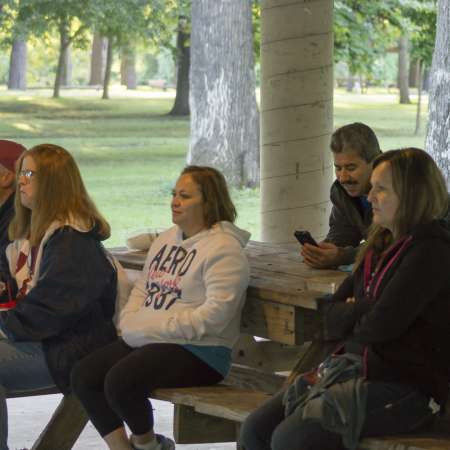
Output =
[{"x1": 294, "y1": 230, "x2": 318, "y2": 247}]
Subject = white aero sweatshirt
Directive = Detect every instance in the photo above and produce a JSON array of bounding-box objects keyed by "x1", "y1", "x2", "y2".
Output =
[{"x1": 119, "y1": 221, "x2": 250, "y2": 349}]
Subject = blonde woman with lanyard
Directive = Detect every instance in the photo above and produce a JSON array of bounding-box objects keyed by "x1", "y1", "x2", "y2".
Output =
[{"x1": 0, "y1": 144, "x2": 118, "y2": 450}]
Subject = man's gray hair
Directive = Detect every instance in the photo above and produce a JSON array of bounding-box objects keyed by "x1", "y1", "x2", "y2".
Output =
[{"x1": 330, "y1": 123, "x2": 381, "y2": 163}]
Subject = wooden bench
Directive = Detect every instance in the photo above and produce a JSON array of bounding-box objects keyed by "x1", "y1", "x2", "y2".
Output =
[
  {"x1": 152, "y1": 383, "x2": 450, "y2": 450},
  {"x1": 113, "y1": 243, "x2": 450, "y2": 450},
  {"x1": 7, "y1": 389, "x2": 88, "y2": 450},
  {"x1": 9, "y1": 242, "x2": 449, "y2": 449}
]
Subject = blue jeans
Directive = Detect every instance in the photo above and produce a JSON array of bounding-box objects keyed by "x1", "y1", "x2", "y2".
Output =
[
  {"x1": 0, "y1": 339, "x2": 55, "y2": 450},
  {"x1": 240, "y1": 381, "x2": 436, "y2": 450}
]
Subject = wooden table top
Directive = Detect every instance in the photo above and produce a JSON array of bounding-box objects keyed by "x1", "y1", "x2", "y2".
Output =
[{"x1": 110, "y1": 240, "x2": 348, "y2": 311}]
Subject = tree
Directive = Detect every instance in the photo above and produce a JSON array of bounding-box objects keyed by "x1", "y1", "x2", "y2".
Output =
[
  {"x1": 1, "y1": 0, "x2": 27, "y2": 90},
  {"x1": 18, "y1": 0, "x2": 93, "y2": 98},
  {"x1": 425, "y1": 0, "x2": 450, "y2": 186},
  {"x1": 398, "y1": 34, "x2": 411, "y2": 103},
  {"x1": 60, "y1": 42, "x2": 72, "y2": 86},
  {"x1": 169, "y1": 14, "x2": 190, "y2": 116},
  {"x1": 8, "y1": 35, "x2": 27, "y2": 89},
  {"x1": 189, "y1": 0, "x2": 259, "y2": 187},
  {"x1": 334, "y1": 0, "x2": 400, "y2": 89},
  {"x1": 404, "y1": 0, "x2": 436, "y2": 134},
  {"x1": 88, "y1": 33, "x2": 106, "y2": 85},
  {"x1": 94, "y1": 0, "x2": 175, "y2": 99},
  {"x1": 120, "y1": 44, "x2": 137, "y2": 89}
]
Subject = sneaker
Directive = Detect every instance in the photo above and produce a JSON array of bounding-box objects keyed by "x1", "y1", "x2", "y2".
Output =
[
  {"x1": 155, "y1": 434, "x2": 175, "y2": 450},
  {"x1": 131, "y1": 434, "x2": 175, "y2": 450}
]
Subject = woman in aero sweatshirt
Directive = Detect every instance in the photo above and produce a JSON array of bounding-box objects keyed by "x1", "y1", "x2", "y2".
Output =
[{"x1": 72, "y1": 166, "x2": 250, "y2": 450}]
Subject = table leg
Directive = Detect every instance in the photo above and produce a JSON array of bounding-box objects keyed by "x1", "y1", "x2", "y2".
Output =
[{"x1": 31, "y1": 394, "x2": 88, "y2": 450}]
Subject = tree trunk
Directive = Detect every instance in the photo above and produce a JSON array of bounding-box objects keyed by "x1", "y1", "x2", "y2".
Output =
[
  {"x1": 102, "y1": 37, "x2": 114, "y2": 100},
  {"x1": 398, "y1": 35, "x2": 410, "y2": 104},
  {"x1": 169, "y1": 15, "x2": 190, "y2": 116},
  {"x1": 414, "y1": 60, "x2": 424, "y2": 136},
  {"x1": 189, "y1": 0, "x2": 259, "y2": 187},
  {"x1": 89, "y1": 33, "x2": 106, "y2": 85},
  {"x1": 425, "y1": 0, "x2": 450, "y2": 187},
  {"x1": 120, "y1": 53, "x2": 126, "y2": 85},
  {"x1": 60, "y1": 44, "x2": 72, "y2": 86},
  {"x1": 409, "y1": 59, "x2": 419, "y2": 88},
  {"x1": 260, "y1": 0, "x2": 334, "y2": 243},
  {"x1": 120, "y1": 45, "x2": 137, "y2": 89},
  {"x1": 53, "y1": 23, "x2": 70, "y2": 98},
  {"x1": 8, "y1": 37, "x2": 27, "y2": 90}
]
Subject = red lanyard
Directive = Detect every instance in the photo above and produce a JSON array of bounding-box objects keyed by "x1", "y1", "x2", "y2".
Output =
[{"x1": 363, "y1": 236, "x2": 412, "y2": 300}]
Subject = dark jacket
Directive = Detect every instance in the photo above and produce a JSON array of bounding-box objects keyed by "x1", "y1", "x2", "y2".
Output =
[
  {"x1": 0, "y1": 193, "x2": 15, "y2": 252},
  {"x1": 0, "y1": 226, "x2": 117, "y2": 393},
  {"x1": 320, "y1": 221, "x2": 450, "y2": 406},
  {"x1": 325, "y1": 181, "x2": 372, "y2": 265}
]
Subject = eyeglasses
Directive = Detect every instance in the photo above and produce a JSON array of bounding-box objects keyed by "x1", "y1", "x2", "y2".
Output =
[{"x1": 18, "y1": 169, "x2": 36, "y2": 181}]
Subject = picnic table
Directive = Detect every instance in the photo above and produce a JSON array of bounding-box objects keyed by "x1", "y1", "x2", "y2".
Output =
[
  {"x1": 110, "y1": 241, "x2": 347, "y2": 446},
  {"x1": 17, "y1": 240, "x2": 449, "y2": 449}
]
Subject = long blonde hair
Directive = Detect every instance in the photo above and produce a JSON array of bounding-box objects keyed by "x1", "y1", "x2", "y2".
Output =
[
  {"x1": 10, "y1": 144, "x2": 110, "y2": 245},
  {"x1": 354, "y1": 148, "x2": 448, "y2": 269}
]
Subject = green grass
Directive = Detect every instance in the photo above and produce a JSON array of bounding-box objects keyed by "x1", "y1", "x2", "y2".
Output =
[{"x1": 0, "y1": 87, "x2": 427, "y2": 245}]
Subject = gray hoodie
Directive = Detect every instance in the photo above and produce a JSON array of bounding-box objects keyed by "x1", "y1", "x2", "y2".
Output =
[{"x1": 119, "y1": 221, "x2": 250, "y2": 349}]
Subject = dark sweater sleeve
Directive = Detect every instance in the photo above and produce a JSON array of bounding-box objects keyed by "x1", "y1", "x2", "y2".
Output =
[
  {"x1": 326, "y1": 204, "x2": 360, "y2": 247},
  {"x1": 317, "y1": 274, "x2": 371, "y2": 341},
  {"x1": 352, "y1": 240, "x2": 450, "y2": 344},
  {"x1": 325, "y1": 187, "x2": 364, "y2": 266},
  {"x1": 0, "y1": 229, "x2": 115, "y2": 341}
]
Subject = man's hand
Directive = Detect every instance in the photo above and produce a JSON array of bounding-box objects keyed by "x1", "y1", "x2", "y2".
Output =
[{"x1": 301, "y1": 241, "x2": 342, "y2": 269}]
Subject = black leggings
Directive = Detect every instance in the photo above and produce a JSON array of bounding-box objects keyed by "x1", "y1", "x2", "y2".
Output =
[{"x1": 71, "y1": 338, "x2": 223, "y2": 437}]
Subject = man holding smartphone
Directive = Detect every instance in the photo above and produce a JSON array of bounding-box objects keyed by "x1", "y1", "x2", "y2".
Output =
[{"x1": 301, "y1": 123, "x2": 381, "y2": 269}]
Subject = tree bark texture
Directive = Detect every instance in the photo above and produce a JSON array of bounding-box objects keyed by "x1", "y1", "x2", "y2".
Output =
[
  {"x1": 53, "y1": 23, "x2": 70, "y2": 98},
  {"x1": 120, "y1": 45, "x2": 137, "y2": 89},
  {"x1": 8, "y1": 37, "x2": 27, "y2": 90},
  {"x1": 102, "y1": 37, "x2": 114, "y2": 100},
  {"x1": 409, "y1": 59, "x2": 419, "y2": 88},
  {"x1": 89, "y1": 33, "x2": 106, "y2": 86},
  {"x1": 425, "y1": 0, "x2": 450, "y2": 187},
  {"x1": 189, "y1": 0, "x2": 260, "y2": 187},
  {"x1": 60, "y1": 44, "x2": 72, "y2": 86},
  {"x1": 414, "y1": 60, "x2": 424, "y2": 136},
  {"x1": 260, "y1": 0, "x2": 334, "y2": 243},
  {"x1": 170, "y1": 15, "x2": 190, "y2": 116},
  {"x1": 398, "y1": 35, "x2": 410, "y2": 104}
]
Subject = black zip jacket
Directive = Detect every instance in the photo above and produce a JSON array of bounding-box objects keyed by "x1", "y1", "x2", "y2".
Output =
[
  {"x1": 0, "y1": 226, "x2": 118, "y2": 393},
  {"x1": 320, "y1": 221, "x2": 450, "y2": 406},
  {"x1": 325, "y1": 181, "x2": 373, "y2": 265}
]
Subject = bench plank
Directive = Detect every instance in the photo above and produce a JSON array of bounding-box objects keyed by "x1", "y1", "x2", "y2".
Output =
[
  {"x1": 173, "y1": 405, "x2": 237, "y2": 444},
  {"x1": 153, "y1": 385, "x2": 271, "y2": 423},
  {"x1": 360, "y1": 434, "x2": 450, "y2": 450}
]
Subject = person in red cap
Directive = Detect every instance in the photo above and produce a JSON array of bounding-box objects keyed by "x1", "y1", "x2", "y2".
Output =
[{"x1": 0, "y1": 140, "x2": 25, "y2": 251}]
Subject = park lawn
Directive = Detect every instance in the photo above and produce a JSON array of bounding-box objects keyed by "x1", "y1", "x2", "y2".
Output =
[{"x1": 0, "y1": 87, "x2": 427, "y2": 245}]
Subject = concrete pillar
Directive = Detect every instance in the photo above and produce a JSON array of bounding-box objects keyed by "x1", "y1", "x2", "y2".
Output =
[{"x1": 260, "y1": 0, "x2": 334, "y2": 243}]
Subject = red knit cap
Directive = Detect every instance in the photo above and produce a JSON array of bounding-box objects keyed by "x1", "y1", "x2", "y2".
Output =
[{"x1": 0, "y1": 140, "x2": 26, "y2": 172}]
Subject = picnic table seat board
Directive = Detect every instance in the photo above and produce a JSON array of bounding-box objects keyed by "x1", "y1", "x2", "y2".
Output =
[{"x1": 6, "y1": 241, "x2": 448, "y2": 450}]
